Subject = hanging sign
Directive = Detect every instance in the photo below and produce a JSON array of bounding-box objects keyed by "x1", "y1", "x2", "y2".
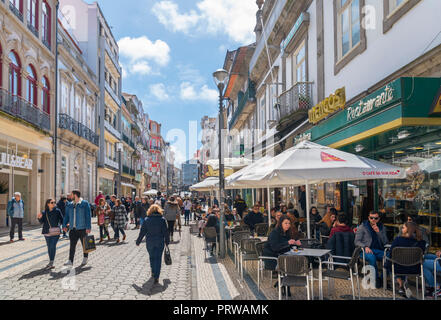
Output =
[
  {"x1": 0, "y1": 153, "x2": 33, "y2": 170},
  {"x1": 308, "y1": 87, "x2": 346, "y2": 124}
]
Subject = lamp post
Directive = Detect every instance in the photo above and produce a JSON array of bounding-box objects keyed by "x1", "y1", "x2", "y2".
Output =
[{"x1": 213, "y1": 68, "x2": 229, "y2": 259}]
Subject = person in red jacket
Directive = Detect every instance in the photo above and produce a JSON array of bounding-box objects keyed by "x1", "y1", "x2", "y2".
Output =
[
  {"x1": 94, "y1": 191, "x2": 105, "y2": 206},
  {"x1": 329, "y1": 214, "x2": 353, "y2": 239}
]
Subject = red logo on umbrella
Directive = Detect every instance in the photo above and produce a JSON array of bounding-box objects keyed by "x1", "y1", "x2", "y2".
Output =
[{"x1": 321, "y1": 152, "x2": 346, "y2": 162}]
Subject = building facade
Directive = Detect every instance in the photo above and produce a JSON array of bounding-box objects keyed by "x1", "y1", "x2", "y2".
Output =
[
  {"x1": 57, "y1": 16, "x2": 99, "y2": 202},
  {"x1": 59, "y1": 0, "x2": 123, "y2": 197},
  {"x1": 0, "y1": 0, "x2": 58, "y2": 226},
  {"x1": 222, "y1": 0, "x2": 441, "y2": 249}
]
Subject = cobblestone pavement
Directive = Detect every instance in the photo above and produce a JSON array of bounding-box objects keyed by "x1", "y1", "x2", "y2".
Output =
[
  {"x1": 0, "y1": 221, "x2": 192, "y2": 300},
  {"x1": 0, "y1": 221, "x2": 431, "y2": 300}
]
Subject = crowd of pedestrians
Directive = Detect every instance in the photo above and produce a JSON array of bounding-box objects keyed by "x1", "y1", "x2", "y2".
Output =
[{"x1": 4, "y1": 189, "x2": 441, "y2": 297}]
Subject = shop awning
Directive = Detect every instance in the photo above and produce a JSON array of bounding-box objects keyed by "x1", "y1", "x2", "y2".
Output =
[
  {"x1": 121, "y1": 182, "x2": 136, "y2": 189},
  {"x1": 190, "y1": 177, "x2": 219, "y2": 192}
]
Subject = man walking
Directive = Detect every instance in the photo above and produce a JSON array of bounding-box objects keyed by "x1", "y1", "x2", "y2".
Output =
[
  {"x1": 62, "y1": 190, "x2": 92, "y2": 267},
  {"x1": 7, "y1": 192, "x2": 25, "y2": 243},
  {"x1": 133, "y1": 196, "x2": 142, "y2": 230}
]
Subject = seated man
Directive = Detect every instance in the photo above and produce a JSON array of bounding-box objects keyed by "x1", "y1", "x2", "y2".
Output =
[
  {"x1": 355, "y1": 211, "x2": 389, "y2": 288},
  {"x1": 243, "y1": 204, "x2": 264, "y2": 234},
  {"x1": 329, "y1": 214, "x2": 353, "y2": 239}
]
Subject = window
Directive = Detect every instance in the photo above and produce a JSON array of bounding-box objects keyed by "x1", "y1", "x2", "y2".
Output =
[
  {"x1": 61, "y1": 81, "x2": 69, "y2": 114},
  {"x1": 333, "y1": 0, "x2": 366, "y2": 74},
  {"x1": 9, "y1": 0, "x2": 23, "y2": 13},
  {"x1": 337, "y1": 0, "x2": 361, "y2": 58},
  {"x1": 26, "y1": 65, "x2": 37, "y2": 106},
  {"x1": 27, "y1": 0, "x2": 38, "y2": 31},
  {"x1": 8, "y1": 51, "x2": 21, "y2": 96},
  {"x1": 41, "y1": 76, "x2": 50, "y2": 114},
  {"x1": 42, "y1": 1, "x2": 51, "y2": 47},
  {"x1": 383, "y1": 0, "x2": 421, "y2": 33},
  {"x1": 75, "y1": 91, "x2": 82, "y2": 122},
  {"x1": 259, "y1": 96, "x2": 266, "y2": 132},
  {"x1": 293, "y1": 42, "x2": 306, "y2": 84},
  {"x1": 61, "y1": 156, "x2": 67, "y2": 195},
  {"x1": 389, "y1": 0, "x2": 406, "y2": 13}
]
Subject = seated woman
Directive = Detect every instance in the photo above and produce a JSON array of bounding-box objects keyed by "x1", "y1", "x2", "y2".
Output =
[
  {"x1": 309, "y1": 206, "x2": 322, "y2": 239},
  {"x1": 267, "y1": 211, "x2": 283, "y2": 237},
  {"x1": 319, "y1": 208, "x2": 338, "y2": 238},
  {"x1": 385, "y1": 222, "x2": 426, "y2": 299},
  {"x1": 423, "y1": 250, "x2": 441, "y2": 298},
  {"x1": 263, "y1": 216, "x2": 302, "y2": 271}
]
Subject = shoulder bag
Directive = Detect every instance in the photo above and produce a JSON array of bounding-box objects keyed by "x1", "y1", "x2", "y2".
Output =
[
  {"x1": 45, "y1": 211, "x2": 61, "y2": 237},
  {"x1": 164, "y1": 244, "x2": 172, "y2": 265}
]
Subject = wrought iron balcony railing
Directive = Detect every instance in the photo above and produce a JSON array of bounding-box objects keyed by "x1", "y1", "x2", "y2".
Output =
[
  {"x1": 229, "y1": 81, "x2": 256, "y2": 129},
  {"x1": 104, "y1": 120, "x2": 121, "y2": 139},
  {"x1": 104, "y1": 157, "x2": 119, "y2": 170},
  {"x1": 0, "y1": 88, "x2": 50, "y2": 132},
  {"x1": 275, "y1": 82, "x2": 313, "y2": 122},
  {"x1": 58, "y1": 113, "x2": 99, "y2": 146},
  {"x1": 122, "y1": 133, "x2": 135, "y2": 149},
  {"x1": 123, "y1": 165, "x2": 135, "y2": 177}
]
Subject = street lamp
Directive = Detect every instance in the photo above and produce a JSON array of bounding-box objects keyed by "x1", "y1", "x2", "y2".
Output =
[{"x1": 213, "y1": 68, "x2": 228, "y2": 259}]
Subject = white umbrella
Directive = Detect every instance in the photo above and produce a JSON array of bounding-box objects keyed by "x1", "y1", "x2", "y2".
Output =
[
  {"x1": 228, "y1": 141, "x2": 406, "y2": 238},
  {"x1": 143, "y1": 189, "x2": 159, "y2": 196},
  {"x1": 190, "y1": 177, "x2": 219, "y2": 192}
]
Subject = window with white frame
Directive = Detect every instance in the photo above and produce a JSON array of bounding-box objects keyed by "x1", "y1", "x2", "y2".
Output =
[
  {"x1": 259, "y1": 96, "x2": 266, "y2": 132},
  {"x1": 61, "y1": 81, "x2": 69, "y2": 114},
  {"x1": 336, "y1": 0, "x2": 361, "y2": 59},
  {"x1": 389, "y1": 0, "x2": 407, "y2": 14},
  {"x1": 292, "y1": 41, "x2": 306, "y2": 84},
  {"x1": 61, "y1": 155, "x2": 68, "y2": 195},
  {"x1": 75, "y1": 90, "x2": 82, "y2": 123}
]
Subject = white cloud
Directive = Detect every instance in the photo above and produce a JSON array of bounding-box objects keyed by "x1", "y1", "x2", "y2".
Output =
[
  {"x1": 118, "y1": 36, "x2": 171, "y2": 77},
  {"x1": 151, "y1": 1, "x2": 199, "y2": 33},
  {"x1": 170, "y1": 145, "x2": 186, "y2": 167},
  {"x1": 130, "y1": 61, "x2": 152, "y2": 75},
  {"x1": 180, "y1": 82, "x2": 217, "y2": 102},
  {"x1": 150, "y1": 83, "x2": 170, "y2": 101},
  {"x1": 152, "y1": 0, "x2": 256, "y2": 44}
]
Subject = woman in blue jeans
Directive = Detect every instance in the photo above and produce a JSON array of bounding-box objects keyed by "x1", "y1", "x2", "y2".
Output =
[
  {"x1": 423, "y1": 251, "x2": 441, "y2": 297},
  {"x1": 136, "y1": 204, "x2": 170, "y2": 284},
  {"x1": 37, "y1": 199, "x2": 64, "y2": 269}
]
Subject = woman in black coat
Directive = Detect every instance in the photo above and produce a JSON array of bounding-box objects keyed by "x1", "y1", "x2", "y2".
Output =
[
  {"x1": 136, "y1": 204, "x2": 170, "y2": 284},
  {"x1": 263, "y1": 216, "x2": 302, "y2": 270},
  {"x1": 37, "y1": 198, "x2": 64, "y2": 269}
]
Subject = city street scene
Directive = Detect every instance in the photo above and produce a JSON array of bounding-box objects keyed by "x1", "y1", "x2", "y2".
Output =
[{"x1": 1, "y1": 0, "x2": 441, "y2": 307}]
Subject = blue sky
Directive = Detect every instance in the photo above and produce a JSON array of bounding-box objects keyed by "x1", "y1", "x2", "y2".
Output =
[{"x1": 83, "y1": 0, "x2": 257, "y2": 165}]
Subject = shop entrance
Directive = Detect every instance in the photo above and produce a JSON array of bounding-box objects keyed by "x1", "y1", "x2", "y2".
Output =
[{"x1": 14, "y1": 172, "x2": 29, "y2": 223}]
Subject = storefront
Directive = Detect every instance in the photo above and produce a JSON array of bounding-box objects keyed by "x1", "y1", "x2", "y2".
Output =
[{"x1": 298, "y1": 77, "x2": 441, "y2": 250}]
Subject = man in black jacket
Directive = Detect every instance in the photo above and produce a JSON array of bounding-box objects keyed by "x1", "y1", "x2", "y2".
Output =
[
  {"x1": 132, "y1": 196, "x2": 142, "y2": 230},
  {"x1": 234, "y1": 195, "x2": 247, "y2": 219},
  {"x1": 244, "y1": 205, "x2": 264, "y2": 234},
  {"x1": 57, "y1": 196, "x2": 68, "y2": 239}
]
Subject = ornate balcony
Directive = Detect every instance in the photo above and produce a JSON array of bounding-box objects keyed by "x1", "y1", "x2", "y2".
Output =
[
  {"x1": 275, "y1": 82, "x2": 313, "y2": 123},
  {"x1": 104, "y1": 157, "x2": 119, "y2": 170},
  {"x1": 104, "y1": 120, "x2": 121, "y2": 139},
  {"x1": 0, "y1": 88, "x2": 50, "y2": 132},
  {"x1": 58, "y1": 113, "x2": 99, "y2": 146},
  {"x1": 9, "y1": 3, "x2": 23, "y2": 21},
  {"x1": 123, "y1": 165, "x2": 135, "y2": 177},
  {"x1": 229, "y1": 81, "x2": 256, "y2": 130}
]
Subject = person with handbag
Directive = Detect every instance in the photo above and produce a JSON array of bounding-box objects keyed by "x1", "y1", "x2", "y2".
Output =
[
  {"x1": 112, "y1": 199, "x2": 128, "y2": 244},
  {"x1": 62, "y1": 190, "x2": 92, "y2": 268},
  {"x1": 136, "y1": 204, "x2": 170, "y2": 285},
  {"x1": 38, "y1": 199, "x2": 64, "y2": 269},
  {"x1": 96, "y1": 198, "x2": 111, "y2": 243}
]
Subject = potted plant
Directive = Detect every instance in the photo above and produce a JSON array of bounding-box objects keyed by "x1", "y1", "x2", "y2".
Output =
[
  {"x1": 0, "y1": 182, "x2": 8, "y2": 228},
  {"x1": 298, "y1": 95, "x2": 311, "y2": 110}
]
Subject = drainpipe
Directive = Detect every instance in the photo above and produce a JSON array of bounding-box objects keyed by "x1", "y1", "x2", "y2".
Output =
[{"x1": 54, "y1": 2, "x2": 60, "y2": 199}]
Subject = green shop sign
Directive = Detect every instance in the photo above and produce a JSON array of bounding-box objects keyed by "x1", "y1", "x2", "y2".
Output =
[{"x1": 296, "y1": 77, "x2": 441, "y2": 147}]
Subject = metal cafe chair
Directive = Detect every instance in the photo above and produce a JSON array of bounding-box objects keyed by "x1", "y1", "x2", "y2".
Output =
[
  {"x1": 232, "y1": 231, "x2": 252, "y2": 270},
  {"x1": 383, "y1": 247, "x2": 425, "y2": 300},
  {"x1": 255, "y1": 241, "x2": 278, "y2": 292},
  {"x1": 277, "y1": 255, "x2": 311, "y2": 300},
  {"x1": 229, "y1": 226, "x2": 249, "y2": 251},
  {"x1": 255, "y1": 223, "x2": 269, "y2": 237},
  {"x1": 239, "y1": 238, "x2": 261, "y2": 279},
  {"x1": 321, "y1": 247, "x2": 362, "y2": 300},
  {"x1": 203, "y1": 227, "x2": 218, "y2": 259}
]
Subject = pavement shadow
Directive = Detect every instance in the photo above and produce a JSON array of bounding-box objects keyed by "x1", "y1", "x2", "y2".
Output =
[
  {"x1": 0, "y1": 241, "x2": 13, "y2": 247},
  {"x1": 132, "y1": 278, "x2": 171, "y2": 296},
  {"x1": 18, "y1": 267, "x2": 52, "y2": 281},
  {"x1": 105, "y1": 242, "x2": 129, "y2": 247},
  {"x1": 48, "y1": 266, "x2": 92, "y2": 281}
]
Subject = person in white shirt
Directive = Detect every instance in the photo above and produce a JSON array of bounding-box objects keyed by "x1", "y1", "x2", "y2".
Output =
[{"x1": 183, "y1": 198, "x2": 192, "y2": 226}]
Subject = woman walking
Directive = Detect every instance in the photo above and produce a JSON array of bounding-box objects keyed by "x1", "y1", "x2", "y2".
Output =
[
  {"x1": 96, "y1": 198, "x2": 111, "y2": 243},
  {"x1": 136, "y1": 204, "x2": 170, "y2": 285},
  {"x1": 112, "y1": 199, "x2": 128, "y2": 243},
  {"x1": 164, "y1": 196, "x2": 180, "y2": 242},
  {"x1": 37, "y1": 199, "x2": 64, "y2": 269}
]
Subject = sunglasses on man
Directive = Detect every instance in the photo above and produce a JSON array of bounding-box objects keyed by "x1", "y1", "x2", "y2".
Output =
[{"x1": 369, "y1": 216, "x2": 380, "y2": 221}]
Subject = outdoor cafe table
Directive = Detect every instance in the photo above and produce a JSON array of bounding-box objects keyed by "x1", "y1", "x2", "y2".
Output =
[{"x1": 284, "y1": 248, "x2": 331, "y2": 300}]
